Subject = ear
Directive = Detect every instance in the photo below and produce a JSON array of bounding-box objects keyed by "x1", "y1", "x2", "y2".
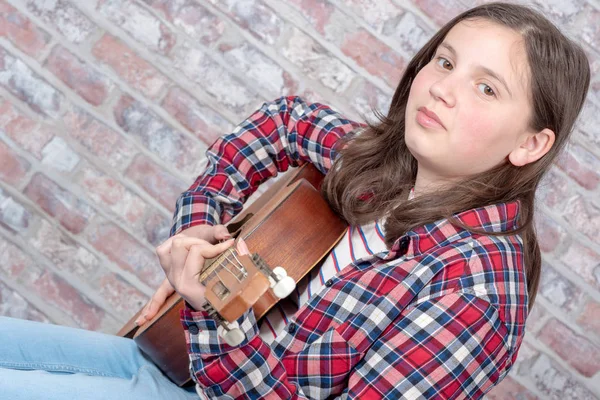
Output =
[{"x1": 508, "y1": 128, "x2": 555, "y2": 167}]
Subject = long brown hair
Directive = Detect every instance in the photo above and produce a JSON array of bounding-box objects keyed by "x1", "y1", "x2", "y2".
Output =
[{"x1": 321, "y1": 2, "x2": 590, "y2": 309}]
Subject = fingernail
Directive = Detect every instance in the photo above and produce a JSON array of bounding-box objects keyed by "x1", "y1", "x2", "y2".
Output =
[{"x1": 237, "y1": 238, "x2": 250, "y2": 255}]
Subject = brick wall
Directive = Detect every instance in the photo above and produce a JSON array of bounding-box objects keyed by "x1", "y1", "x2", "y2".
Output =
[{"x1": 0, "y1": 0, "x2": 599, "y2": 398}]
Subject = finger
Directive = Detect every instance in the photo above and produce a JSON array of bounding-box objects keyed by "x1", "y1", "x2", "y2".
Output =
[
  {"x1": 181, "y1": 239, "x2": 235, "y2": 284},
  {"x1": 212, "y1": 224, "x2": 232, "y2": 243},
  {"x1": 236, "y1": 238, "x2": 250, "y2": 256},
  {"x1": 169, "y1": 237, "x2": 211, "y2": 277},
  {"x1": 135, "y1": 280, "x2": 174, "y2": 325},
  {"x1": 155, "y1": 236, "x2": 176, "y2": 271}
]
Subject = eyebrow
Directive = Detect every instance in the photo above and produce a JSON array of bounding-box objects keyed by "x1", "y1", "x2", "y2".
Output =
[{"x1": 438, "y1": 42, "x2": 513, "y2": 98}]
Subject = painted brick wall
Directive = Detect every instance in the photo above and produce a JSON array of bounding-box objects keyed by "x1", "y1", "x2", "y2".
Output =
[{"x1": 0, "y1": 0, "x2": 599, "y2": 398}]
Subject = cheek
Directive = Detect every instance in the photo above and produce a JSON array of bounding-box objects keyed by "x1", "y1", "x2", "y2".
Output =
[{"x1": 452, "y1": 111, "x2": 510, "y2": 161}]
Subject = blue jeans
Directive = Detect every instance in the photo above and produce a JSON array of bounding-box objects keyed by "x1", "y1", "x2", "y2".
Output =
[{"x1": 0, "y1": 316, "x2": 198, "y2": 399}]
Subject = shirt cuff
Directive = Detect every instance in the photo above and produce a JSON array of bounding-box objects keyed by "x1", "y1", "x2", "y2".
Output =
[
  {"x1": 180, "y1": 301, "x2": 260, "y2": 355},
  {"x1": 170, "y1": 193, "x2": 222, "y2": 237}
]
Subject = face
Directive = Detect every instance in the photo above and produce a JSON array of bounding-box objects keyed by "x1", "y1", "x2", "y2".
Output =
[{"x1": 404, "y1": 19, "x2": 535, "y2": 183}]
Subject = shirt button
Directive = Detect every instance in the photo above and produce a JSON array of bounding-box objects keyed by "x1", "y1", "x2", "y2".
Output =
[
  {"x1": 287, "y1": 322, "x2": 297, "y2": 334},
  {"x1": 325, "y1": 279, "x2": 333, "y2": 287},
  {"x1": 188, "y1": 325, "x2": 199, "y2": 335}
]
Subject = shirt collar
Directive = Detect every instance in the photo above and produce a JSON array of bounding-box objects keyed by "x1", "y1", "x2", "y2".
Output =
[{"x1": 384, "y1": 199, "x2": 521, "y2": 260}]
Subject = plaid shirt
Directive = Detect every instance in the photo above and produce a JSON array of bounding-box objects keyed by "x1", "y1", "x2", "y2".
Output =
[{"x1": 172, "y1": 96, "x2": 528, "y2": 399}]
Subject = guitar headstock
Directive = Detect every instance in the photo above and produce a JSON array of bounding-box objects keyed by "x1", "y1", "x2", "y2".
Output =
[{"x1": 200, "y1": 246, "x2": 272, "y2": 323}]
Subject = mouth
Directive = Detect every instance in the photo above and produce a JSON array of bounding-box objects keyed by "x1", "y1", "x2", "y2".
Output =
[{"x1": 416, "y1": 107, "x2": 445, "y2": 129}]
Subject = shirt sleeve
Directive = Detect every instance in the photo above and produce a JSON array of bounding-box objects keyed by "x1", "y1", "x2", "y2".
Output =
[
  {"x1": 343, "y1": 292, "x2": 513, "y2": 399},
  {"x1": 169, "y1": 95, "x2": 364, "y2": 237},
  {"x1": 180, "y1": 292, "x2": 513, "y2": 399},
  {"x1": 181, "y1": 305, "x2": 311, "y2": 399}
]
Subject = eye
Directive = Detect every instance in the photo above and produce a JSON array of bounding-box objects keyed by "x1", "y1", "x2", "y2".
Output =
[
  {"x1": 435, "y1": 57, "x2": 453, "y2": 70},
  {"x1": 478, "y1": 83, "x2": 496, "y2": 97}
]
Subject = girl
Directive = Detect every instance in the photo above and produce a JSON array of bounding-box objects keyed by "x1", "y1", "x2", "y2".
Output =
[{"x1": 0, "y1": 2, "x2": 590, "y2": 399}]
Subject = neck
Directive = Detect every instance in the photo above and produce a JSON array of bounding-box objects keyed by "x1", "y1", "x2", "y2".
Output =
[{"x1": 413, "y1": 164, "x2": 456, "y2": 198}]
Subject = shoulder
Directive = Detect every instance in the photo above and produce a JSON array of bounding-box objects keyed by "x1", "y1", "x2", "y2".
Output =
[{"x1": 458, "y1": 234, "x2": 528, "y2": 353}]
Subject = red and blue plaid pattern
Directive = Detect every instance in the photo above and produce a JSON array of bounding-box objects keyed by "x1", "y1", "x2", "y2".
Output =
[{"x1": 174, "y1": 96, "x2": 528, "y2": 399}]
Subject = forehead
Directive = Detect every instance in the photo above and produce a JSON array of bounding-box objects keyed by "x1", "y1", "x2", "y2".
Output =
[{"x1": 442, "y1": 19, "x2": 530, "y2": 96}]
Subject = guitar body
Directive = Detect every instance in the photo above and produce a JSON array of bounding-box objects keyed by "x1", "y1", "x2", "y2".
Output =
[{"x1": 118, "y1": 164, "x2": 347, "y2": 386}]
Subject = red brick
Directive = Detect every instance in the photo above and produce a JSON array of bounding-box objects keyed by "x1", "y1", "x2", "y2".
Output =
[
  {"x1": 0, "y1": 236, "x2": 28, "y2": 278},
  {"x1": 0, "y1": 99, "x2": 53, "y2": 159},
  {"x1": 282, "y1": 28, "x2": 356, "y2": 93},
  {"x1": 24, "y1": 173, "x2": 94, "y2": 234},
  {"x1": 29, "y1": 218, "x2": 100, "y2": 279},
  {"x1": 0, "y1": 46, "x2": 63, "y2": 118},
  {"x1": 576, "y1": 101, "x2": 600, "y2": 148},
  {"x1": 207, "y1": 0, "x2": 283, "y2": 45},
  {"x1": 562, "y1": 194, "x2": 600, "y2": 246},
  {"x1": 92, "y1": 34, "x2": 168, "y2": 100},
  {"x1": 342, "y1": 29, "x2": 405, "y2": 87},
  {"x1": 98, "y1": 273, "x2": 147, "y2": 317},
  {"x1": 142, "y1": 208, "x2": 171, "y2": 247},
  {"x1": 45, "y1": 46, "x2": 112, "y2": 106},
  {"x1": 26, "y1": 0, "x2": 96, "y2": 44},
  {"x1": 538, "y1": 262, "x2": 585, "y2": 314},
  {"x1": 86, "y1": 220, "x2": 163, "y2": 288},
  {"x1": 577, "y1": 300, "x2": 600, "y2": 338},
  {"x1": 525, "y1": 301, "x2": 547, "y2": 333},
  {"x1": 291, "y1": 0, "x2": 335, "y2": 35},
  {"x1": 413, "y1": 0, "x2": 469, "y2": 26},
  {"x1": 0, "y1": 139, "x2": 30, "y2": 186},
  {"x1": 350, "y1": 77, "x2": 392, "y2": 118},
  {"x1": 534, "y1": 213, "x2": 566, "y2": 254},
  {"x1": 62, "y1": 106, "x2": 137, "y2": 170},
  {"x1": 97, "y1": 0, "x2": 175, "y2": 55},
  {"x1": 144, "y1": 0, "x2": 225, "y2": 45},
  {"x1": 527, "y1": 354, "x2": 597, "y2": 400},
  {"x1": 555, "y1": 142, "x2": 600, "y2": 190},
  {"x1": 570, "y1": 5, "x2": 600, "y2": 50},
  {"x1": 76, "y1": 163, "x2": 147, "y2": 225},
  {"x1": 486, "y1": 376, "x2": 539, "y2": 400},
  {"x1": 125, "y1": 154, "x2": 187, "y2": 210},
  {"x1": 219, "y1": 41, "x2": 300, "y2": 98},
  {"x1": 0, "y1": 0, "x2": 51, "y2": 57},
  {"x1": 387, "y1": 11, "x2": 435, "y2": 56},
  {"x1": 511, "y1": 342, "x2": 540, "y2": 378},
  {"x1": 0, "y1": 186, "x2": 30, "y2": 233},
  {"x1": 338, "y1": 0, "x2": 405, "y2": 34},
  {"x1": 171, "y1": 43, "x2": 257, "y2": 114},
  {"x1": 161, "y1": 86, "x2": 233, "y2": 146},
  {"x1": 538, "y1": 318, "x2": 600, "y2": 377},
  {"x1": 21, "y1": 267, "x2": 105, "y2": 330},
  {"x1": 40, "y1": 137, "x2": 80, "y2": 173},
  {"x1": 560, "y1": 240, "x2": 600, "y2": 290},
  {"x1": 536, "y1": 166, "x2": 572, "y2": 213},
  {"x1": 0, "y1": 281, "x2": 51, "y2": 322},
  {"x1": 113, "y1": 94, "x2": 204, "y2": 171}
]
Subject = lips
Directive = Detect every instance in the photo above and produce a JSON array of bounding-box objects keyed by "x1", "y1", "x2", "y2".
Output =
[{"x1": 417, "y1": 107, "x2": 445, "y2": 129}]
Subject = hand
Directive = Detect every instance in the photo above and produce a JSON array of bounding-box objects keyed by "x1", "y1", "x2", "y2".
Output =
[
  {"x1": 135, "y1": 278, "x2": 174, "y2": 326},
  {"x1": 135, "y1": 224, "x2": 232, "y2": 326},
  {"x1": 161, "y1": 237, "x2": 236, "y2": 311}
]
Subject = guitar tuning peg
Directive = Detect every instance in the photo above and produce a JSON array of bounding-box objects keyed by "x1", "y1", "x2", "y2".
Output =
[
  {"x1": 269, "y1": 266, "x2": 296, "y2": 299},
  {"x1": 217, "y1": 321, "x2": 245, "y2": 347}
]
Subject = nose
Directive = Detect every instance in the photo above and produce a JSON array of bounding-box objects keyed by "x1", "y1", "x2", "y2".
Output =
[{"x1": 429, "y1": 76, "x2": 456, "y2": 108}]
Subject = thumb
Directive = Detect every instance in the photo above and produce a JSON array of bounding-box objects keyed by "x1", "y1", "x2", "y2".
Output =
[
  {"x1": 213, "y1": 224, "x2": 232, "y2": 241},
  {"x1": 206, "y1": 238, "x2": 236, "y2": 258}
]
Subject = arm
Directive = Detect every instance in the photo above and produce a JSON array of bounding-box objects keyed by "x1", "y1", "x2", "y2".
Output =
[
  {"x1": 170, "y1": 95, "x2": 364, "y2": 236},
  {"x1": 181, "y1": 292, "x2": 513, "y2": 399}
]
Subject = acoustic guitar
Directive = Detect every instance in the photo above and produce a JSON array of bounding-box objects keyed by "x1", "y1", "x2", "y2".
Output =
[{"x1": 117, "y1": 163, "x2": 347, "y2": 386}]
